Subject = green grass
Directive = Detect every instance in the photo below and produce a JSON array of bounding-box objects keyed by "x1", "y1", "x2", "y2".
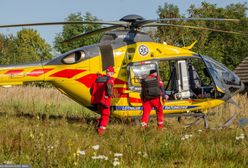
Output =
[
  {"x1": 0, "y1": 117, "x2": 247, "y2": 167},
  {"x1": 0, "y1": 86, "x2": 247, "y2": 167}
]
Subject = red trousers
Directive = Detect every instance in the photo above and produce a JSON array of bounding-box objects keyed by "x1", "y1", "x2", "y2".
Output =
[
  {"x1": 141, "y1": 97, "x2": 164, "y2": 126},
  {"x1": 97, "y1": 104, "x2": 110, "y2": 129}
]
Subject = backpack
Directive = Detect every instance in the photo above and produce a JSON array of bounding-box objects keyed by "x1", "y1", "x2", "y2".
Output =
[
  {"x1": 90, "y1": 75, "x2": 112, "y2": 106},
  {"x1": 142, "y1": 76, "x2": 161, "y2": 99}
]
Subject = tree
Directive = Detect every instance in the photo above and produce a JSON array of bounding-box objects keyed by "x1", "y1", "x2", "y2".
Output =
[
  {"x1": 0, "y1": 29, "x2": 52, "y2": 65},
  {"x1": 15, "y1": 28, "x2": 52, "y2": 64},
  {"x1": 156, "y1": 2, "x2": 248, "y2": 70},
  {"x1": 54, "y1": 12, "x2": 102, "y2": 53},
  {"x1": 0, "y1": 34, "x2": 17, "y2": 64},
  {"x1": 156, "y1": 3, "x2": 185, "y2": 45},
  {"x1": 187, "y1": 2, "x2": 248, "y2": 69}
]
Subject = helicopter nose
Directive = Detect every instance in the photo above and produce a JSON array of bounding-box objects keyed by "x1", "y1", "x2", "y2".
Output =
[{"x1": 239, "y1": 82, "x2": 245, "y2": 93}]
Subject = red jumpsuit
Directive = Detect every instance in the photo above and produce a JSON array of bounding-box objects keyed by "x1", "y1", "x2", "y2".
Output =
[
  {"x1": 141, "y1": 74, "x2": 164, "y2": 128},
  {"x1": 90, "y1": 74, "x2": 114, "y2": 134}
]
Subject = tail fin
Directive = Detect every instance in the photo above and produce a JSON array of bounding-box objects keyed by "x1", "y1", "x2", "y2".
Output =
[{"x1": 182, "y1": 40, "x2": 197, "y2": 50}]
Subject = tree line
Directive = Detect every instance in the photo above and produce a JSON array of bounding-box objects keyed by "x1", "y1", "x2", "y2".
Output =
[
  {"x1": 0, "y1": 2, "x2": 247, "y2": 70},
  {"x1": 0, "y1": 29, "x2": 52, "y2": 65}
]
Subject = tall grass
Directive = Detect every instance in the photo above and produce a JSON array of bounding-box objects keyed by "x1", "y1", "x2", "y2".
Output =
[
  {"x1": 0, "y1": 86, "x2": 247, "y2": 167},
  {"x1": 0, "y1": 86, "x2": 95, "y2": 117}
]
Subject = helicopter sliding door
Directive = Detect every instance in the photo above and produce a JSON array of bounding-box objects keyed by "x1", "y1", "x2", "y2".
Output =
[
  {"x1": 99, "y1": 44, "x2": 114, "y2": 71},
  {"x1": 200, "y1": 55, "x2": 243, "y2": 100}
]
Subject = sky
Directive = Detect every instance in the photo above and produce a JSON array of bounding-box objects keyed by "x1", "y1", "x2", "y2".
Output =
[{"x1": 0, "y1": 0, "x2": 247, "y2": 46}]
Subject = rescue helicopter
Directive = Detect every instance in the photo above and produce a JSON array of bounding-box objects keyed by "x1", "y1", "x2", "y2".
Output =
[{"x1": 0, "y1": 15, "x2": 245, "y2": 127}]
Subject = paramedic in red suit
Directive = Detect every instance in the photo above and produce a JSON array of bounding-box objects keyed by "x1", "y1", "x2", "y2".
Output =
[
  {"x1": 141, "y1": 69, "x2": 166, "y2": 129},
  {"x1": 90, "y1": 66, "x2": 115, "y2": 135}
]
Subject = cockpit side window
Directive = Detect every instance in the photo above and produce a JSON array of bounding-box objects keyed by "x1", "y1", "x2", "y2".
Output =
[
  {"x1": 187, "y1": 58, "x2": 222, "y2": 99},
  {"x1": 190, "y1": 59, "x2": 212, "y2": 87},
  {"x1": 62, "y1": 50, "x2": 86, "y2": 64}
]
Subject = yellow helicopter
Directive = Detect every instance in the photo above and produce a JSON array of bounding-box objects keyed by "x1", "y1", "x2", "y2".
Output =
[{"x1": 0, "y1": 15, "x2": 245, "y2": 127}]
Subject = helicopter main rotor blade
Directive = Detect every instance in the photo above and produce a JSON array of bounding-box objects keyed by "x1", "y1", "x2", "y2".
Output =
[
  {"x1": 0, "y1": 21, "x2": 128, "y2": 28},
  {"x1": 157, "y1": 18, "x2": 240, "y2": 22},
  {"x1": 133, "y1": 17, "x2": 241, "y2": 29},
  {"x1": 62, "y1": 25, "x2": 122, "y2": 43},
  {"x1": 144, "y1": 23, "x2": 247, "y2": 35},
  {"x1": 132, "y1": 20, "x2": 155, "y2": 28},
  {"x1": 137, "y1": 18, "x2": 240, "y2": 28}
]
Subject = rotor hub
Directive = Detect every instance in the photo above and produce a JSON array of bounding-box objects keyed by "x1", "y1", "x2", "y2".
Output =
[
  {"x1": 120, "y1": 14, "x2": 145, "y2": 22},
  {"x1": 120, "y1": 15, "x2": 145, "y2": 29}
]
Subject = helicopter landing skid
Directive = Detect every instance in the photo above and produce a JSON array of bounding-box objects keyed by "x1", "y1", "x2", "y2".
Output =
[
  {"x1": 166, "y1": 112, "x2": 208, "y2": 128},
  {"x1": 129, "y1": 111, "x2": 237, "y2": 129},
  {"x1": 218, "y1": 112, "x2": 237, "y2": 129},
  {"x1": 168, "y1": 112, "x2": 237, "y2": 129}
]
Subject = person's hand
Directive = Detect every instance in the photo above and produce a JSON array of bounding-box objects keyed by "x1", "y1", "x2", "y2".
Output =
[
  {"x1": 104, "y1": 96, "x2": 108, "y2": 99},
  {"x1": 164, "y1": 94, "x2": 169, "y2": 100}
]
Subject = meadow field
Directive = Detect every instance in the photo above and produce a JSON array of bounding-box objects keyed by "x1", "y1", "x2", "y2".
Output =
[{"x1": 0, "y1": 86, "x2": 247, "y2": 168}]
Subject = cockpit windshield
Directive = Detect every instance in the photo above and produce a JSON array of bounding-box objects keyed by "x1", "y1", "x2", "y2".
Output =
[{"x1": 201, "y1": 55, "x2": 242, "y2": 96}]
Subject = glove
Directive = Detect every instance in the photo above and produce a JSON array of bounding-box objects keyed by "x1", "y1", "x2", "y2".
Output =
[
  {"x1": 162, "y1": 94, "x2": 169, "y2": 103},
  {"x1": 165, "y1": 94, "x2": 169, "y2": 100}
]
